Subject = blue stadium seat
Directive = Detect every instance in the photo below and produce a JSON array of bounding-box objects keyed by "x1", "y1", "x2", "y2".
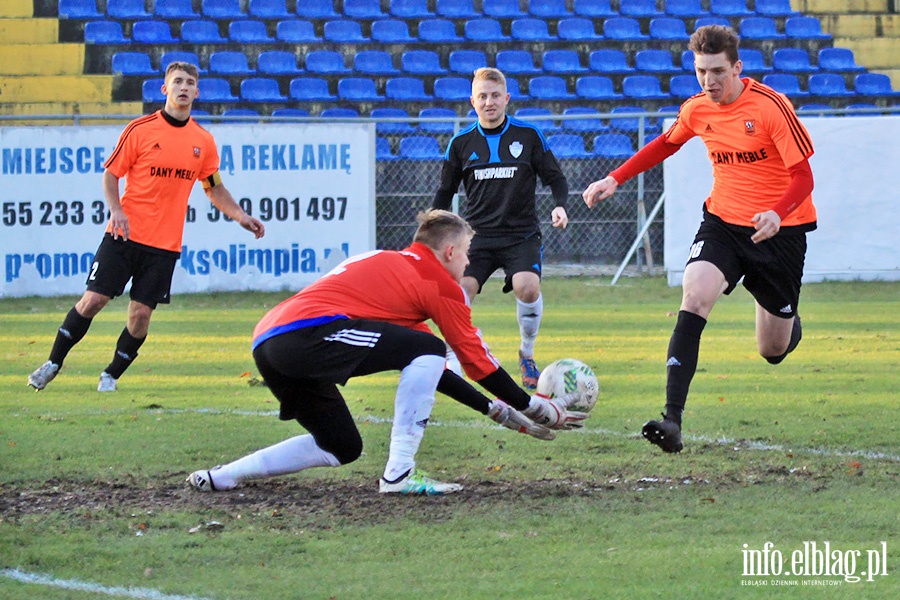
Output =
[
  {"x1": 603, "y1": 18, "x2": 649, "y2": 41},
  {"x1": 530, "y1": 0, "x2": 573, "y2": 18},
  {"x1": 289, "y1": 78, "x2": 336, "y2": 101},
  {"x1": 258, "y1": 51, "x2": 303, "y2": 75},
  {"x1": 557, "y1": 18, "x2": 603, "y2": 41},
  {"x1": 740, "y1": 17, "x2": 785, "y2": 40},
  {"x1": 228, "y1": 20, "x2": 273, "y2": 43},
  {"x1": 854, "y1": 73, "x2": 900, "y2": 96},
  {"x1": 755, "y1": 0, "x2": 800, "y2": 17},
  {"x1": 181, "y1": 20, "x2": 226, "y2": 43},
  {"x1": 762, "y1": 73, "x2": 810, "y2": 97},
  {"x1": 338, "y1": 78, "x2": 385, "y2": 102},
  {"x1": 272, "y1": 108, "x2": 310, "y2": 118},
  {"x1": 575, "y1": 75, "x2": 623, "y2": 100},
  {"x1": 483, "y1": 0, "x2": 526, "y2": 18},
  {"x1": 418, "y1": 108, "x2": 457, "y2": 134},
  {"x1": 161, "y1": 51, "x2": 205, "y2": 74},
  {"x1": 111, "y1": 52, "x2": 155, "y2": 76},
  {"x1": 665, "y1": 0, "x2": 709, "y2": 18},
  {"x1": 738, "y1": 49, "x2": 773, "y2": 74},
  {"x1": 402, "y1": 50, "x2": 447, "y2": 75},
  {"x1": 209, "y1": 51, "x2": 255, "y2": 75},
  {"x1": 773, "y1": 48, "x2": 818, "y2": 73},
  {"x1": 249, "y1": 0, "x2": 291, "y2": 19},
  {"x1": 371, "y1": 107, "x2": 417, "y2": 134},
  {"x1": 785, "y1": 16, "x2": 831, "y2": 40},
  {"x1": 515, "y1": 107, "x2": 561, "y2": 134},
  {"x1": 620, "y1": 0, "x2": 663, "y2": 18},
  {"x1": 390, "y1": 0, "x2": 434, "y2": 18},
  {"x1": 386, "y1": 77, "x2": 433, "y2": 101},
  {"x1": 154, "y1": 0, "x2": 199, "y2": 20},
  {"x1": 306, "y1": 50, "x2": 351, "y2": 74},
  {"x1": 274, "y1": 20, "x2": 319, "y2": 43},
  {"x1": 808, "y1": 73, "x2": 854, "y2": 97},
  {"x1": 376, "y1": 137, "x2": 399, "y2": 161},
  {"x1": 562, "y1": 107, "x2": 610, "y2": 133},
  {"x1": 321, "y1": 108, "x2": 360, "y2": 119},
  {"x1": 650, "y1": 18, "x2": 689, "y2": 40},
  {"x1": 818, "y1": 48, "x2": 865, "y2": 73},
  {"x1": 681, "y1": 50, "x2": 695, "y2": 72},
  {"x1": 609, "y1": 106, "x2": 661, "y2": 133},
  {"x1": 528, "y1": 76, "x2": 576, "y2": 100},
  {"x1": 506, "y1": 78, "x2": 530, "y2": 100},
  {"x1": 107, "y1": 0, "x2": 152, "y2": 19},
  {"x1": 141, "y1": 78, "x2": 166, "y2": 103},
  {"x1": 59, "y1": 0, "x2": 102, "y2": 19},
  {"x1": 84, "y1": 21, "x2": 130, "y2": 44},
  {"x1": 543, "y1": 50, "x2": 589, "y2": 74},
  {"x1": 418, "y1": 19, "x2": 463, "y2": 43},
  {"x1": 710, "y1": 0, "x2": 753, "y2": 17},
  {"x1": 573, "y1": 0, "x2": 616, "y2": 17},
  {"x1": 345, "y1": 0, "x2": 388, "y2": 19},
  {"x1": 449, "y1": 50, "x2": 488, "y2": 75},
  {"x1": 436, "y1": 0, "x2": 479, "y2": 19},
  {"x1": 201, "y1": 0, "x2": 245, "y2": 20},
  {"x1": 433, "y1": 77, "x2": 471, "y2": 101},
  {"x1": 511, "y1": 18, "x2": 558, "y2": 41},
  {"x1": 496, "y1": 50, "x2": 541, "y2": 75},
  {"x1": 589, "y1": 50, "x2": 636, "y2": 74},
  {"x1": 399, "y1": 136, "x2": 444, "y2": 160},
  {"x1": 198, "y1": 78, "x2": 239, "y2": 102},
  {"x1": 669, "y1": 74, "x2": 702, "y2": 98},
  {"x1": 465, "y1": 19, "x2": 510, "y2": 42},
  {"x1": 635, "y1": 49, "x2": 681, "y2": 73},
  {"x1": 593, "y1": 133, "x2": 634, "y2": 158},
  {"x1": 296, "y1": 0, "x2": 339, "y2": 19},
  {"x1": 694, "y1": 16, "x2": 730, "y2": 29},
  {"x1": 324, "y1": 20, "x2": 369, "y2": 43},
  {"x1": 623, "y1": 75, "x2": 671, "y2": 100},
  {"x1": 547, "y1": 134, "x2": 591, "y2": 159},
  {"x1": 132, "y1": 21, "x2": 178, "y2": 44},
  {"x1": 356, "y1": 50, "x2": 401, "y2": 75},
  {"x1": 371, "y1": 19, "x2": 416, "y2": 43},
  {"x1": 222, "y1": 108, "x2": 260, "y2": 121}
]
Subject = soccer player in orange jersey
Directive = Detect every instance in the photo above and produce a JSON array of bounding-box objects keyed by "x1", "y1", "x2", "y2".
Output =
[
  {"x1": 28, "y1": 62, "x2": 265, "y2": 393},
  {"x1": 582, "y1": 26, "x2": 816, "y2": 453}
]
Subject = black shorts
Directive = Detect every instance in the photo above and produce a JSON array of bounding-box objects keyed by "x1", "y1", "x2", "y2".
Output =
[
  {"x1": 86, "y1": 234, "x2": 178, "y2": 309},
  {"x1": 687, "y1": 211, "x2": 807, "y2": 318},
  {"x1": 465, "y1": 232, "x2": 543, "y2": 294}
]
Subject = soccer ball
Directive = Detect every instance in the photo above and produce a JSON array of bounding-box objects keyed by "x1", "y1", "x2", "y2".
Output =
[{"x1": 536, "y1": 358, "x2": 599, "y2": 414}]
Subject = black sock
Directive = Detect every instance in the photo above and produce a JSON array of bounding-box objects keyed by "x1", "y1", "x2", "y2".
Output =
[
  {"x1": 49, "y1": 307, "x2": 93, "y2": 366},
  {"x1": 765, "y1": 315, "x2": 803, "y2": 365},
  {"x1": 104, "y1": 328, "x2": 146, "y2": 379},
  {"x1": 664, "y1": 310, "x2": 707, "y2": 426}
]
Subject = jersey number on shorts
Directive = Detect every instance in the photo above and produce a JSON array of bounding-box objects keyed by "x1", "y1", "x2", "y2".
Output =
[
  {"x1": 89, "y1": 261, "x2": 99, "y2": 281},
  {"x1": 689, "y1": 241, "x2": 704, "y2": 259}
]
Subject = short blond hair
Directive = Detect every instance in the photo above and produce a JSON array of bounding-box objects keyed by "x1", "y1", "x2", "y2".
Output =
[
  {"x1": 413, "y1": 210, "x2": 474, "y2": 250},
  {"x1": 473, "y1": 67, "x2": 507, "y2": 90}
]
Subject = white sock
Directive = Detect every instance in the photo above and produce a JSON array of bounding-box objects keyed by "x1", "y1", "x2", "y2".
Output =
[
  {"x1": 211, "y1": 434, "x2": 340, "y2": 489},
  {"x1": 382, "y1": 354, "x2": 444, "y2": 482},
  {"x1": 445, "y1": 344, "x2": 463, "y2": 378},
  {"x1": 517, "y1": 294, "x2": 543, "y2": 357}
]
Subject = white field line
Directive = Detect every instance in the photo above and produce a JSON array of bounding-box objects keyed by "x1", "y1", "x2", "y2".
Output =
[
  {"x1": 0, "y1": 568, "x2": 214, "y2": 600},
  {"x1": 13, "y1": 407, "x2": 900, "y2": 463}
]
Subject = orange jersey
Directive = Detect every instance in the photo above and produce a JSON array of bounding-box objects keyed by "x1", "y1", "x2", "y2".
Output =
[
  {"x1": 104, "y1": 111, "x2": 220, "y2": 252},
  {"x1": 253, "y1": 242, "x2": 502, "y2": 381},
  {"x1": 665, "y1": 78, "x2": 816, "y2": 227}
]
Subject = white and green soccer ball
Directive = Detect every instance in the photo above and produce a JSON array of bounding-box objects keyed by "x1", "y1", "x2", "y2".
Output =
[{"x1": 536, "y1": 358, "x2": 599, "y2": 414}]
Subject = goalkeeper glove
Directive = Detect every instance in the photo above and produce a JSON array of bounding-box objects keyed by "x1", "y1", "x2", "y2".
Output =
[
  {"x1": 524, "y1": 393, "x2": 590, "y2": 430},
  {"x1": 488, "y1": 399, "x2": 556, "y2": 441}
]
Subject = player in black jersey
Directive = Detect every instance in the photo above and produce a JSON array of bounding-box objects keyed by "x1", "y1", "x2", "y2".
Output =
[{"x1": 433, "y1": 67, "x2": 570, "y2": 389}]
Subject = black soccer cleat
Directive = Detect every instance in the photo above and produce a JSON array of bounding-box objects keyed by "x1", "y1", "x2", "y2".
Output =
[{"x1": 642, "y1": 414, "x2": 683, "y2": 453}]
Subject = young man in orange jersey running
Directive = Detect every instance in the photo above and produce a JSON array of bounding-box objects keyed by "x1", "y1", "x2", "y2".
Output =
[
  {"x1": 187, "y1": 210, "x2": 587, "y2": 495},
  {"x1": 28, "y1": 62, "x2": 265, "y2": 393},
  {"x1": 583, "y1": 26, "x2": 816, "y2": 453}
]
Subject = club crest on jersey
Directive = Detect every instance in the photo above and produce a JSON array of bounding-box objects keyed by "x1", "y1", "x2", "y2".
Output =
[
  {"x1": 744, "y1": 120, "x2": 756, "y2": 136},
  {"x1": 509, "y1": 141, "x2": 523, "y2": 158},
  {"x1": 193, "y1": 146, "x2": 201, "y2": 157}
]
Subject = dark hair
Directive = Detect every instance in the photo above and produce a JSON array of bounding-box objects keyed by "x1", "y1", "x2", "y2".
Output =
[
  {"x1": 164, "y1": 61, "x2": 199, "y2": 81},
  {"x1": 688, "y1": 25, "x2": 740, "y2": 65},
  {"x1": 413, "y1": 209, "x2": 474, "y2": 250}
]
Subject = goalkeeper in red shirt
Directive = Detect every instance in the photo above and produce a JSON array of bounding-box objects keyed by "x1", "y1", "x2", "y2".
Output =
[{"x1": 583, "y1": 26, "x2": 816, "y2": 453}]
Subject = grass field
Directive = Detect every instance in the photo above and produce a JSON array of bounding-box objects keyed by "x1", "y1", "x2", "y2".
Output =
[{"x1": 1, "y1": 277, "x2": 897, "y2": 599}]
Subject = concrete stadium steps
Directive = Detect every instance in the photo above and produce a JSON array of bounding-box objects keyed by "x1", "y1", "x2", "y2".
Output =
[
  {"x1": 0, "y1": 17, "x2": 57, "y2": 43},
  {"x1": 1, "y1": 75, "x2": 112, "y2": 103},
  {"x1": 2, "y1": 44, "x2": 85, "y2": 75},
  {"x1": 1, "y1": 0, "x2": 32, "y2": 18}
]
